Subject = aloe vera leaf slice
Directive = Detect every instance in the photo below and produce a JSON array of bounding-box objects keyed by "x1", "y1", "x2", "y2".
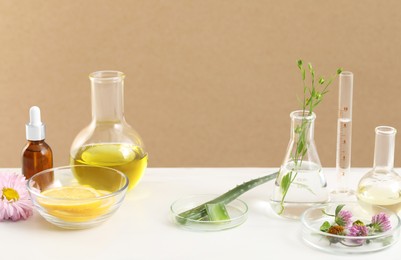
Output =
[{"x1": 205, "y1": 203, "x2": 230, "y2": 221}]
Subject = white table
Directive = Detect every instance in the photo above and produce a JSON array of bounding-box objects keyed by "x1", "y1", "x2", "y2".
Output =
[{"x1": 1, "y1": 168, "x2": 399, "y2": 260}]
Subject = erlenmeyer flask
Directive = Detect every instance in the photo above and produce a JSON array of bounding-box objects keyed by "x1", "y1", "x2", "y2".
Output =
[
  {"x1": 270, "y1": 110, "x2": 329, "y2": 219},
  {"x1": 70, "y1": 71, "x2": 148, "y2": 191},
  {"x1": 357, "y1": 126, "x2": 401, "y2": 213}
]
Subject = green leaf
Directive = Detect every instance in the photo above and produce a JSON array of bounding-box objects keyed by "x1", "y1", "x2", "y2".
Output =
[
  {"x1": 302, "y1": 69, "x2": 305, "y2": 80},
  {"x1": 297, "y1": 139, "x2": 304, "y2": 155},
  {"x1": 335, "y1": 204, "x2": 345, "y2": 217},
  {"x1": 318, "y1": 77, "x2": 325, "y2": 84},
  {"x1": 337, "y1": 68, "x2": 343, "y2": 74},
  {"x1": 320, "y1": 221, "x2": 331, "y2": 232},
  {"x1": 177, "y1": 171, "x2": 279, "y2": 222},
  {"x1": 280, "y1": 173, "x2": 292, "y2": 193},
  {"x1": 301, "y1": 146, "x2": 308, "y2": 156}
]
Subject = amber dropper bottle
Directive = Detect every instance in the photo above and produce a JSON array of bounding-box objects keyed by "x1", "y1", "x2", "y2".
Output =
[{"x1": 22, "y1": 106, "x2": 53, "y2": 180}]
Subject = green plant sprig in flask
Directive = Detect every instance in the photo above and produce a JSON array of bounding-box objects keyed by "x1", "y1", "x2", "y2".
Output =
[
  {"x1": 177, "y1": 60, "x2": 342, "y2": 222},
  {"x1": 277, "y1": 60, "x2": 342, "y2": 214}
]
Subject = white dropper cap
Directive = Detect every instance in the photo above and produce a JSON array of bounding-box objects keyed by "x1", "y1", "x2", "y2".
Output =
[{"x1": 26, "y1": 106, "x2": 46, "y2": 141}]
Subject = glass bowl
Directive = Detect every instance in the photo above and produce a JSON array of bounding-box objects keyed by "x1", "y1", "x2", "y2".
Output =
[
  {"x1": 301, "y1": 202, "x2": 401, "y2": 254},
  {"x1": 170, "y1": 194, "x2": 248, "y2": 231},
  {"x1": 27, "y1": 165, "x2": 129, "y2": 229}
]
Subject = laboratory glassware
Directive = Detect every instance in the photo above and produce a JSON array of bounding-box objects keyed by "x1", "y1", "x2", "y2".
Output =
[
  {"x1": 70, "y1": 71, "x2": 148, "y2": 191},
  {"x1": 270, "y1": 110, "x2": 329, "y2": 219},
  {"x1": 331, "y1": 71, "x2": 354, "y2": 198},
  {"x1": 357, "y1": 126, "x2": 401, "y2": 213}
]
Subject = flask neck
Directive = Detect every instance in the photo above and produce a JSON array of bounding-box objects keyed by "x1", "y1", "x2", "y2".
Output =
[
  {"x1": 373, "y1": 126, "x2": 397, "y2": 171},
  {"x1": 290, "y1": 110, "x2": 315, "y2": 142},
  {"x1": 90, "y1": 71, "x2": 125, "y2": 122}
]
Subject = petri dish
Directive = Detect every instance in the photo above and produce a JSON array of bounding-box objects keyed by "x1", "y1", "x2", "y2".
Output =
[
  {"x1": 170, "y1": 194, "x2": 248, "y2": 231},
  {"x1": 300, "y1": 202, "x2": 401, "y2": 254}
]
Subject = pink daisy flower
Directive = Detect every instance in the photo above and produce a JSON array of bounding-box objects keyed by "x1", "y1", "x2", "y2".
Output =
[{"x1": 0, "y1": 173, "x2": 34, "y2": 221}]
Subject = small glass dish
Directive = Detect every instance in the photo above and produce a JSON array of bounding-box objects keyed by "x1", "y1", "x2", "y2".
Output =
[
  {"x1": 27, "y1": 165, "x2": 129, "y2": 229},
  {"x1": 301, "y1": 202, "x2": 401, "y2": 254},
  {"x1": 170, "y1": 194, "x2": 248, "y2": 231}
]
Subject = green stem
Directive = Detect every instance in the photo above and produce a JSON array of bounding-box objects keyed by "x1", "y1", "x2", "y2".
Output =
[
  {"x1": 177, "y1": 171, "x2": 279, "y2": 223},
  {"x1": 278, "y1": 114, "x2": 313, "y2": 214},
  {"x1": 277, "y1": 170, "x2": 298, "y2": 214}
]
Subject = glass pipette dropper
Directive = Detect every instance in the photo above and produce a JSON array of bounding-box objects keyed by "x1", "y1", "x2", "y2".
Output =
[{"x1": 331, "y1": 71, "x2": 354, "y2": 200}]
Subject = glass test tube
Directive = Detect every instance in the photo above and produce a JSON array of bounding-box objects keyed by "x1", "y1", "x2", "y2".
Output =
[{"x1": 335, "y1": 72, "x2": 354, "y2": 194}]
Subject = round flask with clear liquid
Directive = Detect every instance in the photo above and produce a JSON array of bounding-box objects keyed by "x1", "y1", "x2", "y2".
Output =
[
  {"x1": 70, "y1": 71, "x2": 148, "y2": 191},
  {"x1": 270, "y1": 110, "x2": 329, "y2": 219},
  {"x1": 357, "y1": 126, "x2": 401, "y2": 213}
]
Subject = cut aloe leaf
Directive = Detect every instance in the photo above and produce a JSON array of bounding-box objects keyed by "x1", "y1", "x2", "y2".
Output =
[
  {"x1": 205, "y1": 203, "x2": 230, "y2": 221},
  {"x1": 177, "y1": 172, "x2": 278, "y2": 224}
]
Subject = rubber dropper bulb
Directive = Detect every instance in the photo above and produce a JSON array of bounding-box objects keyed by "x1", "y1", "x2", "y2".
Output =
[{"x1": 26, "y1": 106, "x2": 46, "y2": 141}]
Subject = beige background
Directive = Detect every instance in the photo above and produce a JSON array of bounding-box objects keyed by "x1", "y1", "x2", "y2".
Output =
[{"x1": 1, "y1": 0, "x2": 401, "y2": 168}]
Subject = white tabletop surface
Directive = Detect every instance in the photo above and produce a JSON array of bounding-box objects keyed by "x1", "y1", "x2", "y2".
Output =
[{"x1": 1, "y1": 167, "x2": 400, "y2": 260}]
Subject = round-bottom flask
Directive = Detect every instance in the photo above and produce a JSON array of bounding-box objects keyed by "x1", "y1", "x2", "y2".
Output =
[
  {"x1": 70, "y1": 71, "x2": 148, "y2": 191},
  {"x1": 270, "y1": 110, "x2": 329, "y2": 219},
  {"x1": 357, "y1": 126, "x2": 401, "y2": 213}
]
